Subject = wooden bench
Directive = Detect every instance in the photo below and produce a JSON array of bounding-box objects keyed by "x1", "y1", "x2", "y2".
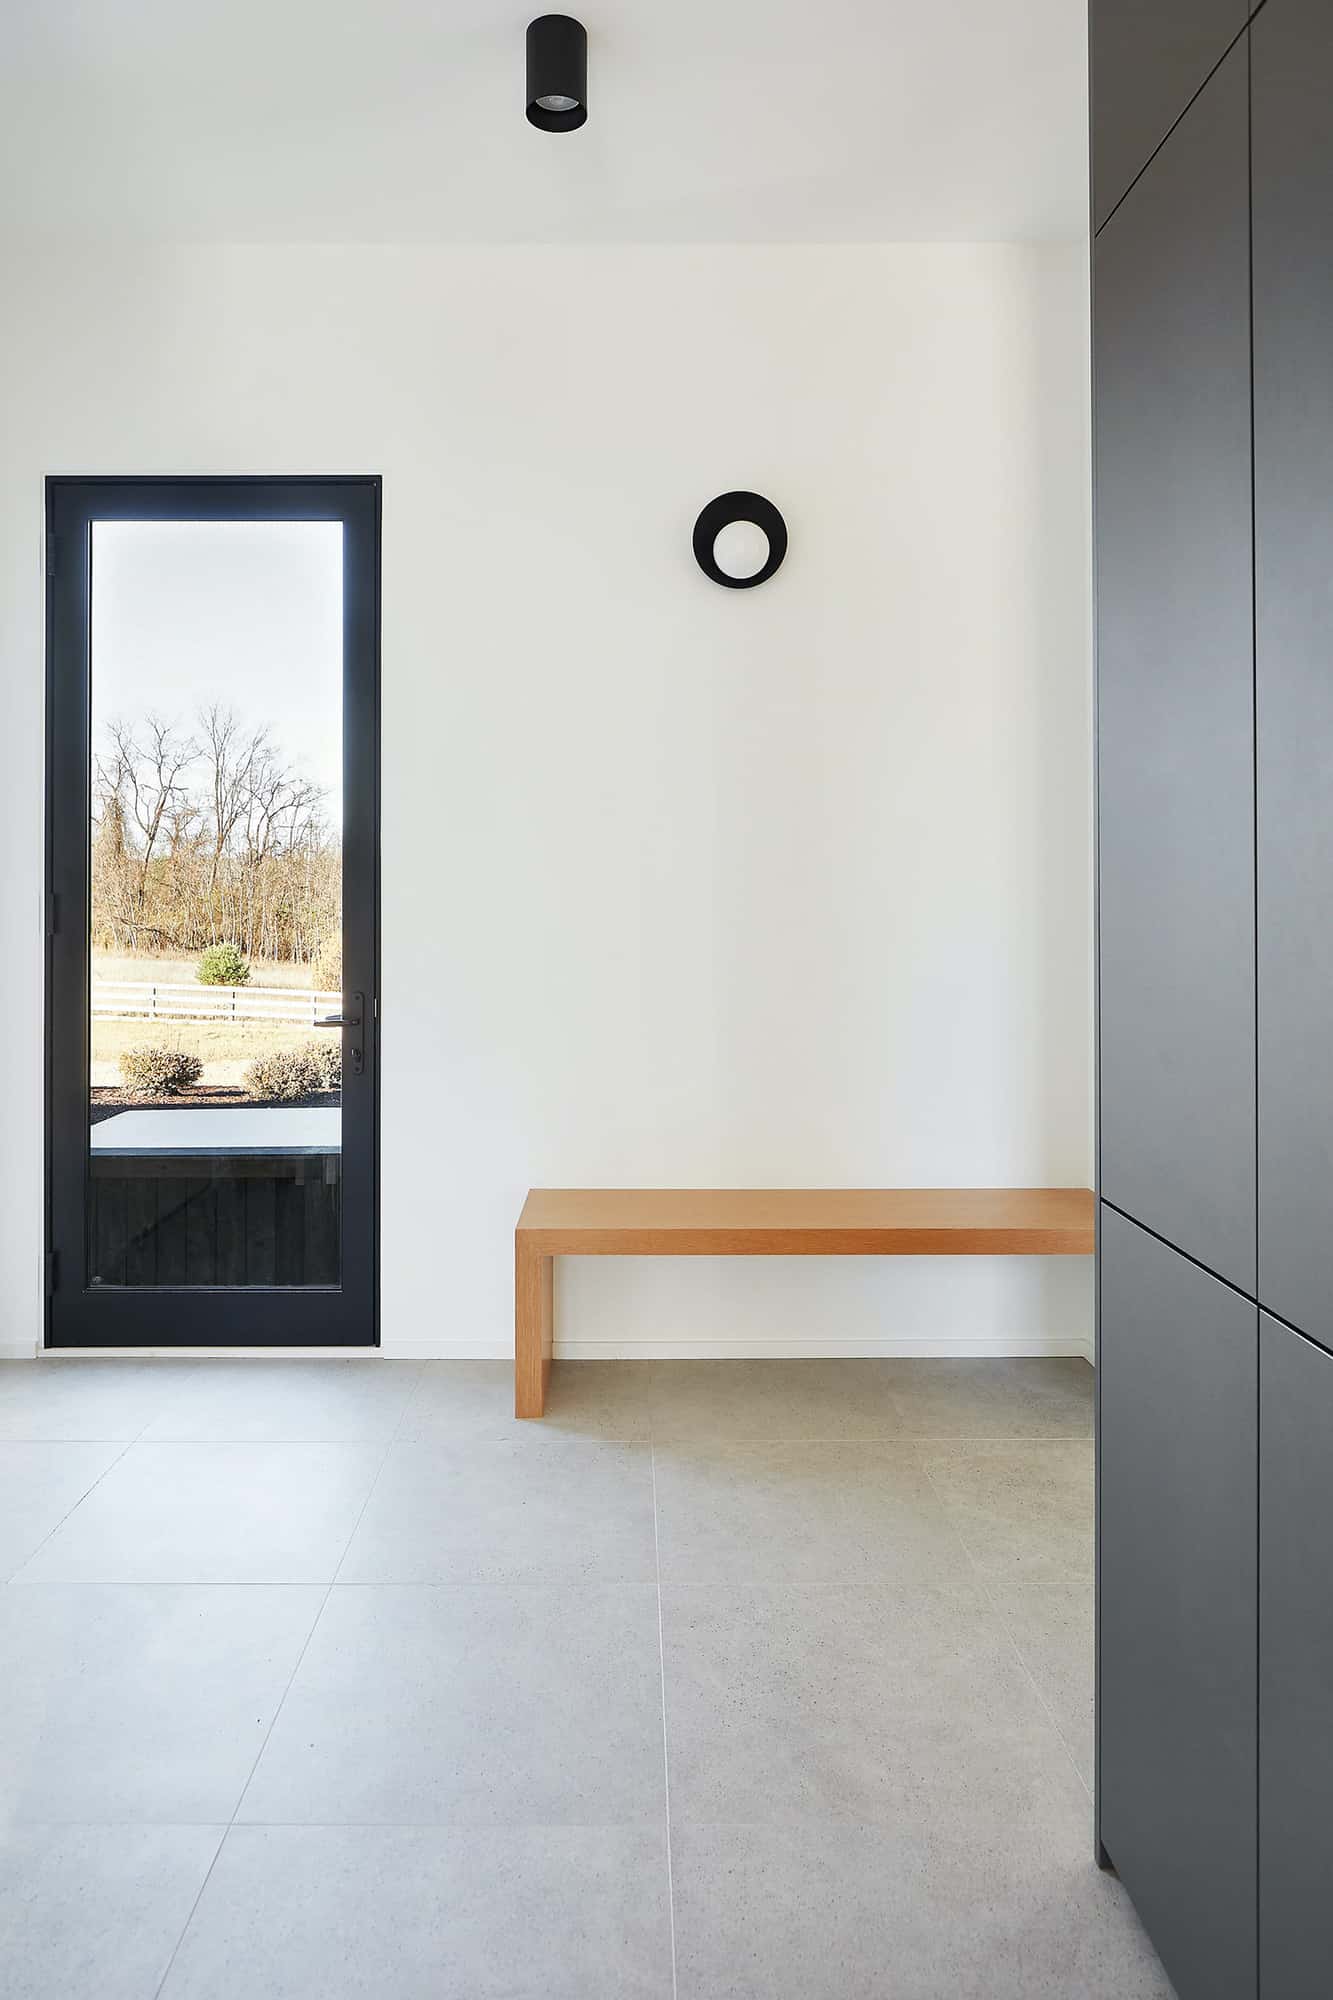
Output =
[{"x1": 514, "y1": 1186, "x2": 1095, "y2": 1417}]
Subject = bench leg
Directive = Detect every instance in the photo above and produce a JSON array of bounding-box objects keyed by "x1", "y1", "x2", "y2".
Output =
[{"x1": 515, "y1": 1241, "x2": 553, "y2": 1418}]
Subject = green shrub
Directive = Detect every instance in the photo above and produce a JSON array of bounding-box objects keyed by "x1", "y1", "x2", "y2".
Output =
[
  {"x1": 310, "y1": 1040, "x2": 342, "y2": 1091},
  {"x1": 243, "y1": 1047, "x2": 323, "y2": 1101},
  {"x1": 197, "y1": 942, "x2": 250, "y2": 987},
  {"x1": 118, "y1": 1046, "x2": 203, "y2": 1097}
]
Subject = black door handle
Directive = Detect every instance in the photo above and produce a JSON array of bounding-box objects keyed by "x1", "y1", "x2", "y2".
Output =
[{"x1": 316, "y1": 993, "x2": 365, "y2": 1075}]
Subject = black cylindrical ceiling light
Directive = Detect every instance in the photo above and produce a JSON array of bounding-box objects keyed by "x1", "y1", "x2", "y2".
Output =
[{"x1": 526, "y1": 15, "x2": 587, "y2": 131}]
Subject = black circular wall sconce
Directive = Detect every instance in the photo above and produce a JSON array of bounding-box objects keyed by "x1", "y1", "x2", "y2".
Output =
[
  {"x1": 526, "y1": 15, "x2": 588, "y2": 131},
  {"x1": 692, "y1": 492, "x2": 789, "y2": 590}
]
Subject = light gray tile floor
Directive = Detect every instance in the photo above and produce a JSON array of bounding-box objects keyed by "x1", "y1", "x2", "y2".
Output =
[
  {"x1": 987, "y1": 1575, "x2": 1096, "y2": 1786},
  {"x1": 0, "y1": 1440, "x2": 126, "y2": 1580},
  {"x1": 20, "y1": 1440, "x2": 386, "y2": 1584},
  {"x1": 0, "y1": 1356, "x2": 1172, "y2": 1999}
]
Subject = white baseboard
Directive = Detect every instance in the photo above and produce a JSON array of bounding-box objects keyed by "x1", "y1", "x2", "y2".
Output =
[
  {"x1": 15, "y1": 1337, "x2": 1096, "y2": 1366},
  {"x1": 384, "y1": 1341, "x2": 513, "y2": 1360},
  {"x1": 554, "y1": 1335, "x2": 1093, "y2": 1362},
  {"x1": 382, "y1": 1334, "x2": 1092, "y2": 1363}
]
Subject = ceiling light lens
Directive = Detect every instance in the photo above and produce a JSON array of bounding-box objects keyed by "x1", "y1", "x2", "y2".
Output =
[{"x1": 536, "y1": 92, "x2": 579, "y2": 112}]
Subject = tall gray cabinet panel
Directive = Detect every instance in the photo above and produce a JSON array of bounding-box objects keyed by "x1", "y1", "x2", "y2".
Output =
[
  {"x1": 1259, "y1": 1316, "x2": 1333, "y2": 1999},
  {"x1": 1091, "y1": 0, "x2": 1247, "y2": 228},
  {"x1": 1253, "y1": 0, "x2": 1333, "y2": 1348},
  {"x1": 1098, "y1": 1206, "x2": 1257, "y2": 2000},
  {"x1": 1095, "y1": 40, "x2": 1255, "y2": 1294}
]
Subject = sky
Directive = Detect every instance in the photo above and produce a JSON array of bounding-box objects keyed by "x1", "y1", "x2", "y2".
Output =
[{"x1": 90, "y1": 519, "x2": 344, "y2": 812}]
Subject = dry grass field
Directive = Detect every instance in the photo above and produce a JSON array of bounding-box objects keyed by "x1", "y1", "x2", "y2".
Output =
[
  {"x1": 91, "y1": 1017, "x2": 337, "y2": 1082},
  {"x1": 89, "y1": 949, "x2": 337, "y2": 1085},
  {"x1": 92, "y1": 948, "x2": 326, "y2": 991}
]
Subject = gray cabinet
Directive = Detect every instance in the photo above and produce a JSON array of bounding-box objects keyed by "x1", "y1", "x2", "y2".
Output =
[
  {"x1": 1095, "y1": 41, "x2": 1255, "y2": 1294},
  {"x1": 1092, "y1": 0, "x2": 1333, "y2": 1989},
  {"x1": 1091, "y1": 0, "x2": 1247, "y2": 228},
  {"x1": 1259, "y1": 1316, "x2": 1333, "y2": 1999},
  {"x1": 1253, "y1": 0, "x2": 1333, "y2": 1347},
  {"x1": 1098, "y1": 1205, "x2": 1257, "y2": 1999}
]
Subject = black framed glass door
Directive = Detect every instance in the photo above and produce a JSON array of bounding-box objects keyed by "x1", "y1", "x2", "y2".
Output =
[{"x1": 46, "y1": 477, "x2": 379, "y2": 1347}]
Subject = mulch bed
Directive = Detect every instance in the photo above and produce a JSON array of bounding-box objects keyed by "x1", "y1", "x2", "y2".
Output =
[{"x1": 89, "y1": 1085, "x2": 341, "y2": 1126}]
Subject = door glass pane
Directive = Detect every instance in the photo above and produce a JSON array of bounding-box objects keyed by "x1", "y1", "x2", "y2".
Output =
[{"x1": 86, "y1": 521, "x2": 344, "y2": 1288}]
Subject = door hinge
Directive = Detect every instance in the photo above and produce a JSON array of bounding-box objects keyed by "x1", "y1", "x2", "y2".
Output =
[
  {"x1": 46, "y1": 891, "x2": 59, "y2": 937},
  {"x1": 46, "y1": 534, "x2": 56, "y2": 579},
  {"x1": 45, "y1": 1250, "x2": 59, "y2": 1295}
]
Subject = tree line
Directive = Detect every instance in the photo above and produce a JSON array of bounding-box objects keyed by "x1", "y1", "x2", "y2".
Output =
[{"x1": 92, "y1": 704, "x2": 340, "y2": 970}]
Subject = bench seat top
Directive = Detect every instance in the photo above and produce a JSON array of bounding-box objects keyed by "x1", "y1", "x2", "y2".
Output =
[{"x1": 516, "y1": 1187, "x2": 1094, "y2": 1257}]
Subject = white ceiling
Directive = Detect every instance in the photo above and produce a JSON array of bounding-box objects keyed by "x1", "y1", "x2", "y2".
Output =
[{"x1": 0, "y1": 1, "x2": 1087, "y2": 244}]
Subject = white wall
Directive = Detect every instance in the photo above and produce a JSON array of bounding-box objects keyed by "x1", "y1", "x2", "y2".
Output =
[{"x1": 0, "y1": 242, "x2": 1092, "y2": 1361}]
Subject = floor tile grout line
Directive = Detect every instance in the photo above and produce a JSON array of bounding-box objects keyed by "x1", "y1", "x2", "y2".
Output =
[
  {"x1": 149, "y1": 1822, "x2": 230, "y2": 1997},
  {"x1": 920, "y1": 1457, "x2": 1000, "y2": 1592},
  {"x1": 150, "y1": 1406, "x2": 410, "y2": 1999},
  {"x1": 0, "y1": 1435, "x2": 148, "y2": 1443},
  {"x1": 118, "y1": 1434, "x2": 435, "y2": 1446},
  {"x1": 328, "y1": 1391, "x2": 416, "y2": 1589},
  {"x1": 649, "y1": 1433, "x2": 1091, "y2": 1446},
  {"x1": 151, "y1": 1566, "x2": 344, "y2": 1997},
  {"x1": 920, "y1": 1458, "x2": 1094, "y2": 1800},
  {"x1": 133, "y1": 1398, "x2": 168, "y2": 1442},
  {"x1": 979, "y1": 1573, "x2": 1094, "y2": 1802},
  {"x1": 4, "y1": 1435, "x2": 140, "y2": 1583},
  {"x1": 0, "y1": 1815, "x2": 792, "y2": 1830},
  {"x1": 8, "y1": 1577, "x2": 1090, "y2": 1593},
  {"x1": 650, "y1": 1442, "x2": 680, "y2": 2000},
  {"x1": 0, "y1": 1429, "x2": 1090, "y2": 1447},
  {"x1": 2, "y1": 1577, "x2": 666, "y2": 1590}
]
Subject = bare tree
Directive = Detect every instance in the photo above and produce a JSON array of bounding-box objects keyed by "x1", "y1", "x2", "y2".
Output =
[
  {"x1": 99, "y1": 715, "x2": 199, "y2": 945},
  {"x1": 198, "y1": 704, "x2": 266, "y2": 895},
  {"x1": 89, "y1": 703, "x2": 339, "y2": 968}
]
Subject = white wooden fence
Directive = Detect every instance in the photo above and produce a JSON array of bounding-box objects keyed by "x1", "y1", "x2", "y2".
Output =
[{"x1": 91, "y1": 980, "x2": 342, "y2": 1027}]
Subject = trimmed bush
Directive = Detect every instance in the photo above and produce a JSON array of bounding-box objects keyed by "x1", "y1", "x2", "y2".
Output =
[
  {"x1": 119, "y1": 1046, "x2": 203, "y2": 1097},
  {"x1": 197, "y1": 942, "x2": 250, "y2": 987},
  {"x1": 243, "y1": 1047, "x2": 323, "y2": 1101},
  {"x1": 310, "y1": 1040, "x2": 342, "y2": 1091}
]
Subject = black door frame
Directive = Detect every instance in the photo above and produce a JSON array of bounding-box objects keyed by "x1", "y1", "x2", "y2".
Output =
[{"x1": 45, "y1": 475, "x2": 381, "y2": 1348}]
